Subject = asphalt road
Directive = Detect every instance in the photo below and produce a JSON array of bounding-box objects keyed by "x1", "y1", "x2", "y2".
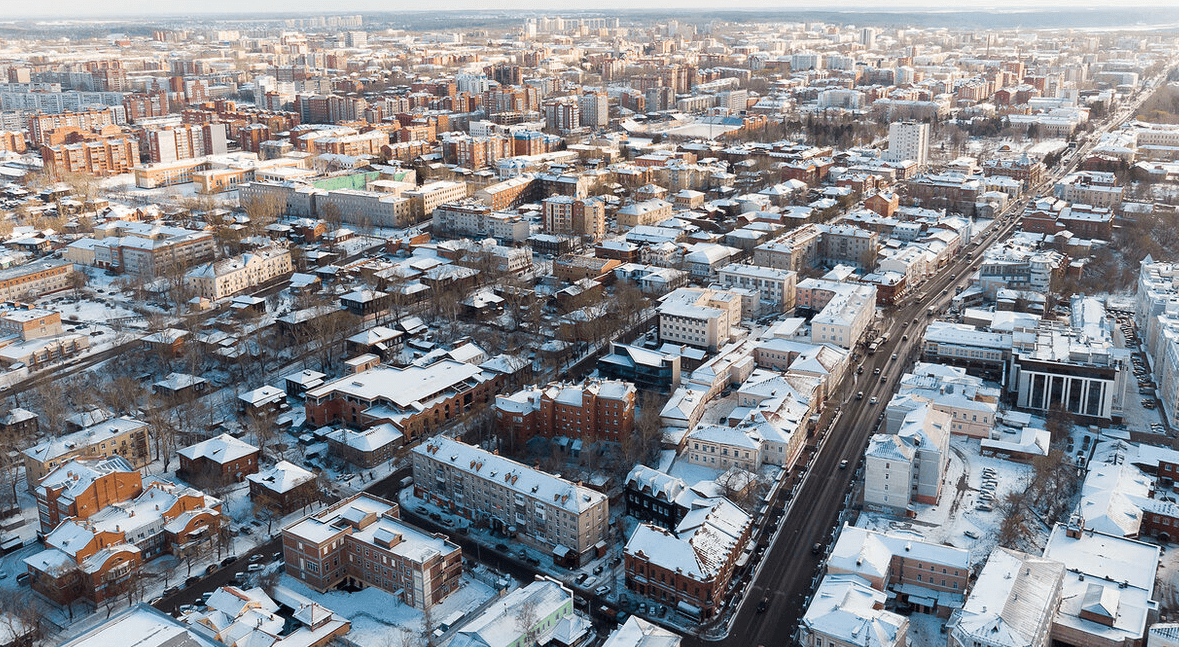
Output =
[{"x1": 692, "y1": 69, "x2": 1174, "y2": 647}]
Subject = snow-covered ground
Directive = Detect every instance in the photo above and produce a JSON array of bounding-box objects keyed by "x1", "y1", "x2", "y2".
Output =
[
  {"x1": 277, "y1": 571, "x2": 501, "y2": 645},
  {"x1": 905, "y1": 611, "x2": 948, "y2": 647}
]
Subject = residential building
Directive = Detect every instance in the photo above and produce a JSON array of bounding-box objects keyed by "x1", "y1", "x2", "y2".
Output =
[
  {"x1": 863, "y1": 405, "x2": 951, "y2": 513},
  {"x1": 282, "y1": 493, "x2": 462, "y2": 608},
  {"x1": 799, "y1": 279, "x2": 876, "y2": 349},
  {"x1": 886, "y1": 363, "x2": 1000, "y2": 438},
  {"x1": 411, "y1": 437, "x2": 609, "y2": 563},
  {"x1": 181, "y1": 585, "x2": 351, "y2": 647},
  {"x1": 544, "y1": 196, "x2": 607, "y2": 240},
  {"x1": 624, "y1": 498, "x2": 751, "y2": 620},
  {"x1": 450, "y1": 578, "x2": 584, "y2": 647},
  {"x1": 28, "y1": 108, "x2": 122, "y2": 146},
  {"x1": 826, "y1": 525, "x2": 969, "y2": 616},
  {"x1": 184, "y1": 246, "x2": 293, "y2": 300},
  {"x1": 1054, "y1": 171, "x2": 1123, "y2": 209},
  {"x1": 305, "y1": 358, "x2": 505, "y2": 440},
  {"x1": 22, "y1": 416, "x2": 151, "y2": 490},
  {"x1": 42, "y1": 138, "x2": 138, "y2": 178},
  {"x1": 602, "y1": 616, "x2": 681, "y2": 647},
  {"x1": 404, "y1": 181, "x2": 470, "y2": 221},
  {"x1": 60, "y1": 605, "x2": 224, "y2": 647},
  {"x1": 433, "y1": 201, "x2": 530, "y2": 242},
  {"x1": 948, "y1": 548, "x2": 1064, "y2": 647},
  {"x1": 885, "y1": 121, "x2": 930, "y2": 167},
  {"x1": 624, "y1": 465, "x2": 689, "y2": 530},
  {"x1": 658, "y1": 287, "x2": 743, "y2": 352},
  {"x1": 34, "y1": 456, "x2": 143, "y2": 534},
  {"x1": 177, "y1": 434, "x2": 260, "y2": 486},
  {"x1": 716, "y1": 263, "x2": 797, "y2": 313},
  {"x1": 0, "y1": 259, "x2": 74, "y2": 302},
  {"x1": 494, "y1": 379, "x2": 636, "y2": 447},
  {"x1": 617, "y1": 200, "x2": 673, "y2": 229},
  {"x1": 247, "y1": 461, "x2": 318, "y2": 515},
  {"x1": 325, "y1": 424, "x2": 403, "y2": 468},
  {"x1": 25, "y1": 479, "x2": 222, "y2": 605}
]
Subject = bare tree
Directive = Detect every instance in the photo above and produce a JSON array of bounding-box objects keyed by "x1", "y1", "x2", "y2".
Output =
[
  {"x1": 240, "y1": 191, "x2": 285, "y2": 237},
  {"x1": 513, "y1": 598, "x2": 542, "y2": 647}
]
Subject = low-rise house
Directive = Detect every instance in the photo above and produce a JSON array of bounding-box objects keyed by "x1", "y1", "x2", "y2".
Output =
[
  {"x1": 450, "y1": 578, "x2": 585, "y2": 647},
  {"x1": 177, "y1": 434, "x2": 260, "y2": 486},
  {"x1": 248, "y1": 461, "x2": 319, "y2": 515},
  {"x1": 797, "y1": 574, "x2": 908, "y2": 647},
  {"x1": 325, "y1": 423, "x2": 403, "y2": 468}
]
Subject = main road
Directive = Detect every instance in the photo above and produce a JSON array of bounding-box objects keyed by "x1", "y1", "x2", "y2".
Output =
[{"x1": 695, "y1": 69, "x2": 1172, "y2": 647}]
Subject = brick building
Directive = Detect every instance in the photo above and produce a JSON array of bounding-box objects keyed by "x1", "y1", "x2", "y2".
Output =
[
  {"x1": 282, "y1": 494, "x2": 462, "y2": 609},
  {"x1": 494, "y1": 379, "x2": 636, "y2": 447},
  {"x1": 177, "y1": 434, "x2": 260, "y2": 486}
]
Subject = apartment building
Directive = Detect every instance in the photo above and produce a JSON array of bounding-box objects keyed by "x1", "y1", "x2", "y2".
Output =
[
  {"x1": 624, "y1": 499, "x2": 751, "y2": 620},
  {"x1": 451, "y1": 578, "x2": 580, "y2": 647},
  {"x1": 800, "y1": 279, "x2": 876, "y2": 349},
  {"x1": 26, "y1": 479, "x2": 222, "y2": 605},
  {"x1": 246, "y1": 460, "x2": 318, "y2": 515},
  {"x1": 543, "y1": 195, "x2": 607, "y2": 240},
  {"x1": 411, "y1": 437, "x2": 609, "y2": 563},
  {"x1": 34, "y1": 456, "x2": 143, "y2": 534},
  {"x1": 884, "y1": 121, "x2": 930, "y2": 167},
  {"x1": 798, "y1": 574, "x2": 908, "y2": 647},
  {"x1": 658, "y1": 287, "x2": 743, "y2": 352},
  {"x1": 1054, "y1": 171, "x2": 1123, "y2": 209},
  {"x1": 753, "y1": 224, "x2": 822, "y2": 272},
  {"x1": 885, "y1": 363, "x2": 1000, "y2": 439},
  {"x1": 0, "y1": 303, "x2": 63, "y2": 345},
  {"x1": 494, "y1": 379, "x2": 636, "y2": 447},
  {"x1": 28, "y1": 108, "x2": 122, "y2": 146},
  {"x1": 617, "y1": 199, "x2": 673, "y2": 229},
  {"x1": 71, "y1": 221, "x2": 217, "y2": 279},
  {"x1": 146, "y1": 123, "x2": 228, "y2": 163},
  {"x1": 304, "y1": 358, "x2": 505, "y2": 441},
  {"x1": 184, "y1": 246, "x2": 293, "y2": 300},
  {"x1": 863, "y1": 405, "x2": 951, "y2": 513},
  {"x1": 282, "y1": 494, "x2": 461, "y2": 609},
  {"x1": 404, "y1": 181, "x2": 470, "y2": 221},
  {"x1": 23, "y1": 416, "x2": 151, "y2": 489},
  {"x1": 42, "y1": 138, "x2": 138, "y2": 178},
  {"x1": 432, "y1": 201, "x2": 530, "y2": 242},
  {"x1": 716, "y1": 263, "x2": 797, "y2": 313},
  {"x1": 0, "y1": 259, "x2": 74, "y2": 303},
  {"x1": 314, "y1": 189, "x2": 413, "y2": 229},
  {"x1": 1136, "y1": 259, "x2": 1179, "y2": 427}
]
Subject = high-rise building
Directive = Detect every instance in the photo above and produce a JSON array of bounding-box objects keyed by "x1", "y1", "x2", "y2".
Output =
[
  {"x1": 885, "y1": 121, "x2": 930, "y2": 167},
  {"x1": 579, "y1": 91, "x2": 608, "y2": 128}
]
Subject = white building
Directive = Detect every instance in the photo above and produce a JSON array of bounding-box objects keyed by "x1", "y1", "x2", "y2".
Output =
[
  {"x1": 798, "y1": 574, "x2": 908, "y2": 647},
  {"x1": 863, "y1": 404, "x2": 951, "y2": 513},
  {"x1": 185, "y1": 246, "x2": 292, "y2": 300},
  {"x1": 948, "y1": 548, "x2": 1064, "y2": 647},
  {"x1": 885, "y1": 121, "x2": 930, "y2": 168},
  {"x1": 716, "y1": 263, "x2": 797, "y2": 313},
  {"x1": 658, "y1": 287, "x2": 743, "y2": 352}
]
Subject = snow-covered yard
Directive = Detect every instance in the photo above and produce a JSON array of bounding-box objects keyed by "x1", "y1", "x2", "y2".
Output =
[{"x1": 277, "y1": 571, "x2": 501, "y2": 645}]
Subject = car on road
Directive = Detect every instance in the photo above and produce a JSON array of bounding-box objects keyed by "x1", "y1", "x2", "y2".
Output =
[
  {"x1": 856, "y1": 391, "x2": 864, "y2": 400},
  {"x1": 593, "y1": 565, "x2": 604, "y2": 575},
  {"x1": 185, "y1": 576, "x2": 200, "y2": 587},
  {"x1": 839, "y1": 459, "x2": 849, "y2": 469},
  {"x1": 206, "y1": 564, "x2": 218, "y2": 575},
  {"x1": 495, "y1": 543, "x2": 509, "y2": 552},
  {"x1": 163, "y1": 586, "x2": 180, "y2": 597},
  {"x1": 575, "y1": 573, "x2": 588, "y2": 585},
  {"x1": 222, "y1": 556, "x2": 237, "y2": 566},
  {"x1": 757, "y1": 597, "x2": 769, "y2": 613},
  {"x1": 249, "y1": 554, "x2": 262, "y2": 562},
  {"x1": 583, "y1": 576, "x2": 598, "y2": 588},
  {"x1": 890, "y1": 353, "x2": 898, "y2": 361},
  {"x1": 812, "y1": 543, "x2": 822, "y2": 555},
  {"x1": 873, "y1": 367, "x2": 881, "y2": 375},
  {"x1": 869, "y1": 396, "x2": 878, "y2": 405},
  {"x1": 856, "y1": 366, "x2": 863, "y2": 374}
]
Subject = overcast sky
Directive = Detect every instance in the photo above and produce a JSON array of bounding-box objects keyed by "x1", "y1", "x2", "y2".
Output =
[{"x1": 7, "y1": 0, "x2": 1179, "y2": 19}]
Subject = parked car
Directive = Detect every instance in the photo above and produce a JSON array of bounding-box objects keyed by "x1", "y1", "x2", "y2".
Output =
[
  {"x1": 247, "y1": 564, "x2": 265, "y2": 572},
  {"x1": 222, "y1": 556, "x2": 238, "y2": 566},
  {"x1": 595, "y1": 585, "x2": 611, "y2": 597}
]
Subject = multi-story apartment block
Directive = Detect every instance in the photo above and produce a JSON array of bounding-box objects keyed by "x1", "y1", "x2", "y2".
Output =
[
  {"x1": 579, "y1": 91, "x2": 609, "y2": 128},
  {"x1": 716, "y1": 263, "x2": 798, "y2": 313},
  {"x1": 800, "y1": 279, "x2": 877, "y2": 349},
  {"x1": 432, "y1": 201, "x2": 530, "y2": 242},
  {"x1": 494, "y1": 379, "x2": 636, "y2": 447},
  {"x1": 818, "y1": 224, "x2": 879, "y2": 270},
  {"x1": 305, "y1": 358, "x2": 505, "y2": 441},
  {"x1": 617, "y1": 199, "x2": 673, "y2": 229},
  {"x1": 42, "y1": 137, "x2": 138, "y2": 178},
  {"x1": 78, "y1": 222, "x2": 216, "y2": 279},
  {"x1": 885, "y1": 363, "x2": 1000, "y2": 439},
  {"x1": 282, "y1": 494, "x2": 461, "y2": 609},
  {"x1": 884, "y1": 121, "x2": 930, "y2": 167},
  {"x1": 624, "y1": 498, "x2": 751, "y2": 620},
  {"x1": 863, "y1": 405, "x2": 951, "y2": 513},
  {"x1": 411, "y1": 437, "x2": 609, "y2": 563},
  {"x1": 0, "y1": 303, "x2": 63, "y2": 345},
  {"x1": 28, "y1": 108, "x2": 122, "y2": 146},
  {"x1": 313, "y1": 189, "x2": 413, "y2": 229},
  {"x1": 404, "y1": 181, "x2": 470, "y2": 221},
  {"x1": 145, "y1": 123, "x2": 228, "y2": 163},
  {"x1": 1054, "y1": 171, "x2": 1123, "y2": 209},
  {"x1": 23, "y1": 416, "x2": 151, "y2": 490},
  {"x1": 658, "y1": 287, "x2": 743, "y2": 352},
  {"x1": 753, "y1": 224, "x2": 822, "y2": 273},
  {"x1": 184, "y1": 246, "x2": 292, "y2": 300},
  {"x1": 34, "y1": 456, "x2": 143, "y2": 534},
  {"x1": 543, "y1": 196, "x2": 607, "y2": 240}
]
